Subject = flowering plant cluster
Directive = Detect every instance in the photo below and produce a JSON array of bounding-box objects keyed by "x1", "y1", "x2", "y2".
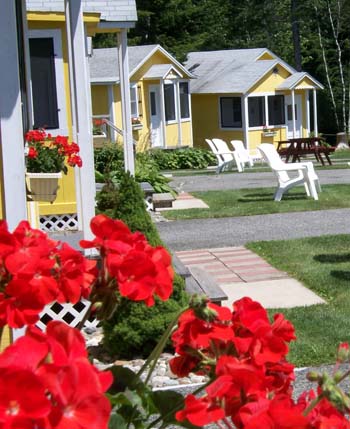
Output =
[
  {"x1": 1, "y1": 214, "x2": 350, "y2": 429},
  {"x1": 25, "y1": 129, "x2": 82, "y2": 174},
  {"x1": 93, "y1": 118, "x2": 107, "y2": 136},
  {"x1": 132, "y1": 117, "x2": 142, "y2": 125}
]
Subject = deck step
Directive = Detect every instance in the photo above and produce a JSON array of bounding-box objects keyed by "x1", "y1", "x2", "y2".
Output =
[{"x1": 152, "y1": 192, "x2": 175, "y2": 209}]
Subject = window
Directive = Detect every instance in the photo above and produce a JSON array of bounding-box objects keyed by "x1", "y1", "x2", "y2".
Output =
[
  {"x1": 29, "y1": 37, "x2": 59, "y2": 129},
  {"x1": 220, "y1": 97, "x2": 242, "y2": 128},
  {"x1": 268, "y1": 95, "x2": 285, "y2": 125},
  {"x1": 248, "y1": 96, "x2": 265, "y2": 127},
  {"x1": 130, "y1": 84, "x2": 138, "y2": 118},
  {"x1": 164, "y1": 83, "x2": 176, "y2": 121},
  {"x1": 179, "y1": 82, "x2": 190, "y2": 119},
  {"x1": 248, "y1": 95, "x2": 286, "y2": 128}
]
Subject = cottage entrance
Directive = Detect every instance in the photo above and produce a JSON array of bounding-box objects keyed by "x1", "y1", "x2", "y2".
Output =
[
  {"x1": 149, "y1": 85, "x2": 163, "y2": 147},
  {"x1": 285, "y1": 94, "x2": 302, "y2": 138}
]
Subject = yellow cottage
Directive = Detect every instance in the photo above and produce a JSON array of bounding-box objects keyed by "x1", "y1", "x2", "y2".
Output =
[
  {"x1": 90, "y1": 45, "x2": 194, "y2": 150},
  {"x1": 0, "y1": 0, "x2": 137, "y2": 237},
  {"x1": 185, "y1": 48, "x2": 324, "y2": 155}
]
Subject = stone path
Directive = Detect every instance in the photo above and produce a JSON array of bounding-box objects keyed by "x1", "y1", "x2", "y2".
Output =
[{"x1": 175, "y1": 246, "x2": 325, "y2": 309}]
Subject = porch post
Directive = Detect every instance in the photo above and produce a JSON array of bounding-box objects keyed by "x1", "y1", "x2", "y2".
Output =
[
  {"x1": 66, "y1": 0, "x2": 95, "y2": 240},
  {"x1": 291, "y1": 89, "x2": 296, "y2": 138},
  {"x1": 0, "y1": 0, "x2": 27, "y2": 230},
  {"x1": 160, "y1": 79, "x2": 166, "y2": 146},
  {"x1": 242, "y1": 95, "x2": 249, "y2": 151},
  {"x1": 306, "y1": 90, "x2": 310, "y2": 136},
  {"x1": 313, "y1": 89, "x2": 318, "y2": 137},
  {"x1": 117, "y1": 29, "x2": 135, "y2": 175},
  {"x1": 175, "y1": 80, "x2": 182, "y2": 147},
  {"x1": 107, "y1": 85, "x2": 116, "y2": 142}
]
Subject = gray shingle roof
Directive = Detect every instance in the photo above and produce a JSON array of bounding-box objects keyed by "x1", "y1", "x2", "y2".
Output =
[
  {"x1": 89, "y1": 45, "x2": 157, "y2": 83},
  {"x1": 185, "y1": 48, "x2": 306, "y2": 94},
  {"x1": 277, "y1": 72, "x2": 324, "y2": 90},
  {"x1": 26, "y1": 1, "x2": 137, "y2": 23},
  {"x1": 90, "y1": 45, "x2": 192, "y2": 83},
  {"x1": 143, "y1": 64, "x2": 181, "y2": 79}
]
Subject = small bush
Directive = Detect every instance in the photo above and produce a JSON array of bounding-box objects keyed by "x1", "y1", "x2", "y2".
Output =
[
  {"x1": 150, "y1": 147, "x2": 216, "y2": 170},
  {"x1": 99, "y1": 171, "x2": 189, "y2": 358},
  {"x1": 94, "y1": 144, "x2": 174, "y2": 194},
  {"x1": 102, "y1": 274, "x2": 188, "y2": 358}
]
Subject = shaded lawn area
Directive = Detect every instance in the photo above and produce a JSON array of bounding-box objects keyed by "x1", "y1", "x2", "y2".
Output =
[
  {"x1": 162, "y1": 184, "x2": 350, "y2": 220},
  {"x1": 247, "y1": 235, "x2": 350, "y2": 367}
]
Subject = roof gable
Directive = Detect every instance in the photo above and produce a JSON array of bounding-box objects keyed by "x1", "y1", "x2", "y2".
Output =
[
  {"x1": 185, "y1": 48, "x2": 319, "y2": 94},
  {"x1": 90, "y1": 44, "x2": 193, "y2": 83}
]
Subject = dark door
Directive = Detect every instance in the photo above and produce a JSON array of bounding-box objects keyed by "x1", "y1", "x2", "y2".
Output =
[{"x1": 29, "y1": 37, "x2": 59, "y2": 129}]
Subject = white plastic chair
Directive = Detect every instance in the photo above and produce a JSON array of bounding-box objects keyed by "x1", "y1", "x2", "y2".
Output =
[
  {"x1": 205, "y1": 139, "x2": 241, "y2": 173},
  {"x1": 258, "y1": 143, "x2": 320, "y2": 201},
  {"x1": 211, "y1": 138, "x2": 243, "y2": 172},
  {"x1": 230, "y1": 140, "x2": 254, "y2": 170}
]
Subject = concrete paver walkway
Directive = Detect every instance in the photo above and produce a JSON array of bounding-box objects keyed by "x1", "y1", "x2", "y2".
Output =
[{"x1": 175, "y1": 246, "x2": 325, "y2": 309}]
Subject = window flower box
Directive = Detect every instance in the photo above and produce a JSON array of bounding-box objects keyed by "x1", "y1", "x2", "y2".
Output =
[
  {"x1": 262, "y1": 131, "x2": 277, "y2": 137},
  {"x1": 132, "y1": 123, "x2": 143, "y2": 131},
  {"x1": 26, "y1": 172, "x2": 62, "y2": 203}
]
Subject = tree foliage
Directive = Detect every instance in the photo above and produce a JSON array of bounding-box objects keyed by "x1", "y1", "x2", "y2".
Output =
[{"x1": 93, "y1": 0, "x2": 350, "y2": 135}]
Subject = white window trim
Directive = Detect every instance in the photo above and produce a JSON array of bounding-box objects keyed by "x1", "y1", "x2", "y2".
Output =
[
  {"x1": 130, "y1": 82, "x2": 139, "y2": 118},
  {"x1": 164, "y1": 81, "x2": 178, "y2": 124},
  {"x1": 218, "y1": 95, "x2": 243, "y2": 131},
  {"x1": 247, "y1": 93, "x2": 286, "y2": 130},
  {"x1": 179, "y1": 80, "x2": 191, "y2": 122},
  {"x1": 28, "y1": 29, "x2": 68, "y2": 136}
]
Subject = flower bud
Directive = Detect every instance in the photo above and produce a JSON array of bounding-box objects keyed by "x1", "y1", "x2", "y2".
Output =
[
  {"x1": 337, "y1": 342, "x2": 350, "y2": 363},
  {"x1": 190, "y1": 295, "x2": 218, "y2": 322},
  {"x1": 306, "y1": 371, "x2": 320, "y2": 382}
]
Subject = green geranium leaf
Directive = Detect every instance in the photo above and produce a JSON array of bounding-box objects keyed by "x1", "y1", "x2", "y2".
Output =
[{"x1": 150, "y1": 390, "x2": 200, "y2": 428}]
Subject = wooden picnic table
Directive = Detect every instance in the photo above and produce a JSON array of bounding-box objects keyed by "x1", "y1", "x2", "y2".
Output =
[{"x1": 277, "y1": 137, "x2": 335, "y2": 166}]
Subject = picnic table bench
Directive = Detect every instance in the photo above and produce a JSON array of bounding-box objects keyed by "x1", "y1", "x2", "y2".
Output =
[{"x1": 277, "y1": 137, "x2": 335, "y2": 166}]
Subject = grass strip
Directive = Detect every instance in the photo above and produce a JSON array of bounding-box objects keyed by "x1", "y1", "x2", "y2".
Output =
[
  {"x1": 162, "y1": 184, "x2": 350, "y2": 220},
  {"x1": 247, "y1": 234, "x2": 350, "y2": 367}
]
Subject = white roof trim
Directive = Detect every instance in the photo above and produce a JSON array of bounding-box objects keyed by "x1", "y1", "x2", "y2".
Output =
[
  {"x1": 143, "y1": 64, "x2": 183, "y2": 80},
  {"x1": 129, "y1": 44, "x2": 194, "y2": 79},
  {"x1": 243, "y1": 60, "x2": 286, "y2": 94},
  {"x1": 284, "y1": 73, "x2": 324, "y2": 90},
  {"x1": 255, "y1": 48, "x2": 296, "y2": 74}
]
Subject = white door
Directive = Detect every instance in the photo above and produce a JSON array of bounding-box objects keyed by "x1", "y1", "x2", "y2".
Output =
[
  {"x1": 149, "y1": 85, "x2": 163, "y2": 147},
  {"x1": 285, "y1": 94, "x2": 302, "y2": 138}
]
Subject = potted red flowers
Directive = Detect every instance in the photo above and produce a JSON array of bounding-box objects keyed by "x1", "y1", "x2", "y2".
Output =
[{"x1": 25, "y1": 129, "x2": 82, "y2": 202}]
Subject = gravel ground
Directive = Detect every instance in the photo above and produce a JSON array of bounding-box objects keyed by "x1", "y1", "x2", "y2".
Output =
[
  {"x1": 156, "y1": 208, "x2": 350, "y2": 251},
  {"x1": 169, "y1": 168, "x2": 350, "y2": 192}
]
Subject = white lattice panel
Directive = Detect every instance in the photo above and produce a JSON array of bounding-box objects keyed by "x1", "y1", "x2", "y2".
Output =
[
  {"x1": 12, "y1": 299, "x2": 97, "y2": 341},
  {"x1": 40, "y1": 214, "x2": 79, "y2": 232}
]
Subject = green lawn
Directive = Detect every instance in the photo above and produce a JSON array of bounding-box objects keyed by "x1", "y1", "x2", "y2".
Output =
[
  {"x1": 247, "y1": 235, "x2": 350, "y2": 367},
  {"x1": 162, "y1": 184, "x2": 350, "y2": 220}
]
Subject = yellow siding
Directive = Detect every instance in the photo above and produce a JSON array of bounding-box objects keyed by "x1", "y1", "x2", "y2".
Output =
[
  {"x1": 249, "y1": 65, "x2": 290, "y2": 93},
  {"x1": 295, "y1": 76, "x2": 316, "y2": 89},
  {"x1": 165, "y1": 123, "x2": 179, "y2": 147},
  {"x1": 191, "y1": 94, "x2": 243, "y2": 150},
  {"x1": 132, "y1": 51, "x2": 175, "y2": 82},
  {"x1": 256, "y1": 52, "x2": 275, "y2": 61},
  {"x1": 248, "y1": 128, "x2": 287, "y2": 153},
  {"x1": 27, "y1": 20, "x2": 77, "y2": 216},
  {"x1": 181, "y1": 121, "x2": 193, "y2": 146},
  {"x1": 91, "y1": 86, "x2": 109, "y2": 115},
  {"x1": 0, "y1": 327, "x2": 11, "y2": 351}
]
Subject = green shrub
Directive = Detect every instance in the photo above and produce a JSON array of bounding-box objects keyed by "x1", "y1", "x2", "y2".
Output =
[
  {"x1": 99, "y1": 171, "x2": 189, "y2": 358},
  {"x1": 112, "y1": 171, "x2": 162, "y2": 246},
  {"x1": 150, "y1": 147, "x2": 216, "y2": 170},
  {"x1": 102, "y1": 274, "x2": 188, "y2": 358},
  {"x1": 94, "y1": 144, "x2": 174, "y2": 194}
]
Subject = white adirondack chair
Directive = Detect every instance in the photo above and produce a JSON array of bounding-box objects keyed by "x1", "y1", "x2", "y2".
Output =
[
  {"x1": 211, "y1": 138, "x2": 243, "y2": 173},
  {"x1": 230, "y1": 140, "x2": 254, "y2": 170},
  {"x1": 205, "y1": 139, "x2": 241, "y2": 173},
  {"x1": 258, "y1": 143, "x2": 320, "y2": 201}
]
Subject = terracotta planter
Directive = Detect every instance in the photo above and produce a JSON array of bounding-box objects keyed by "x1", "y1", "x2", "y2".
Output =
[{"x1": 26, "y1": 172, "x2": 62, "y2": 203}]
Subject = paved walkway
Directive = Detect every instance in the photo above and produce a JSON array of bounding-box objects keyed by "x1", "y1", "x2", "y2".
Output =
[
  {"x1": 175, "y1": 246, "x2": 325, "y2": 309},
  {"x1": 170, "y1": 168, "x2": 350, "y2": 192}
]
